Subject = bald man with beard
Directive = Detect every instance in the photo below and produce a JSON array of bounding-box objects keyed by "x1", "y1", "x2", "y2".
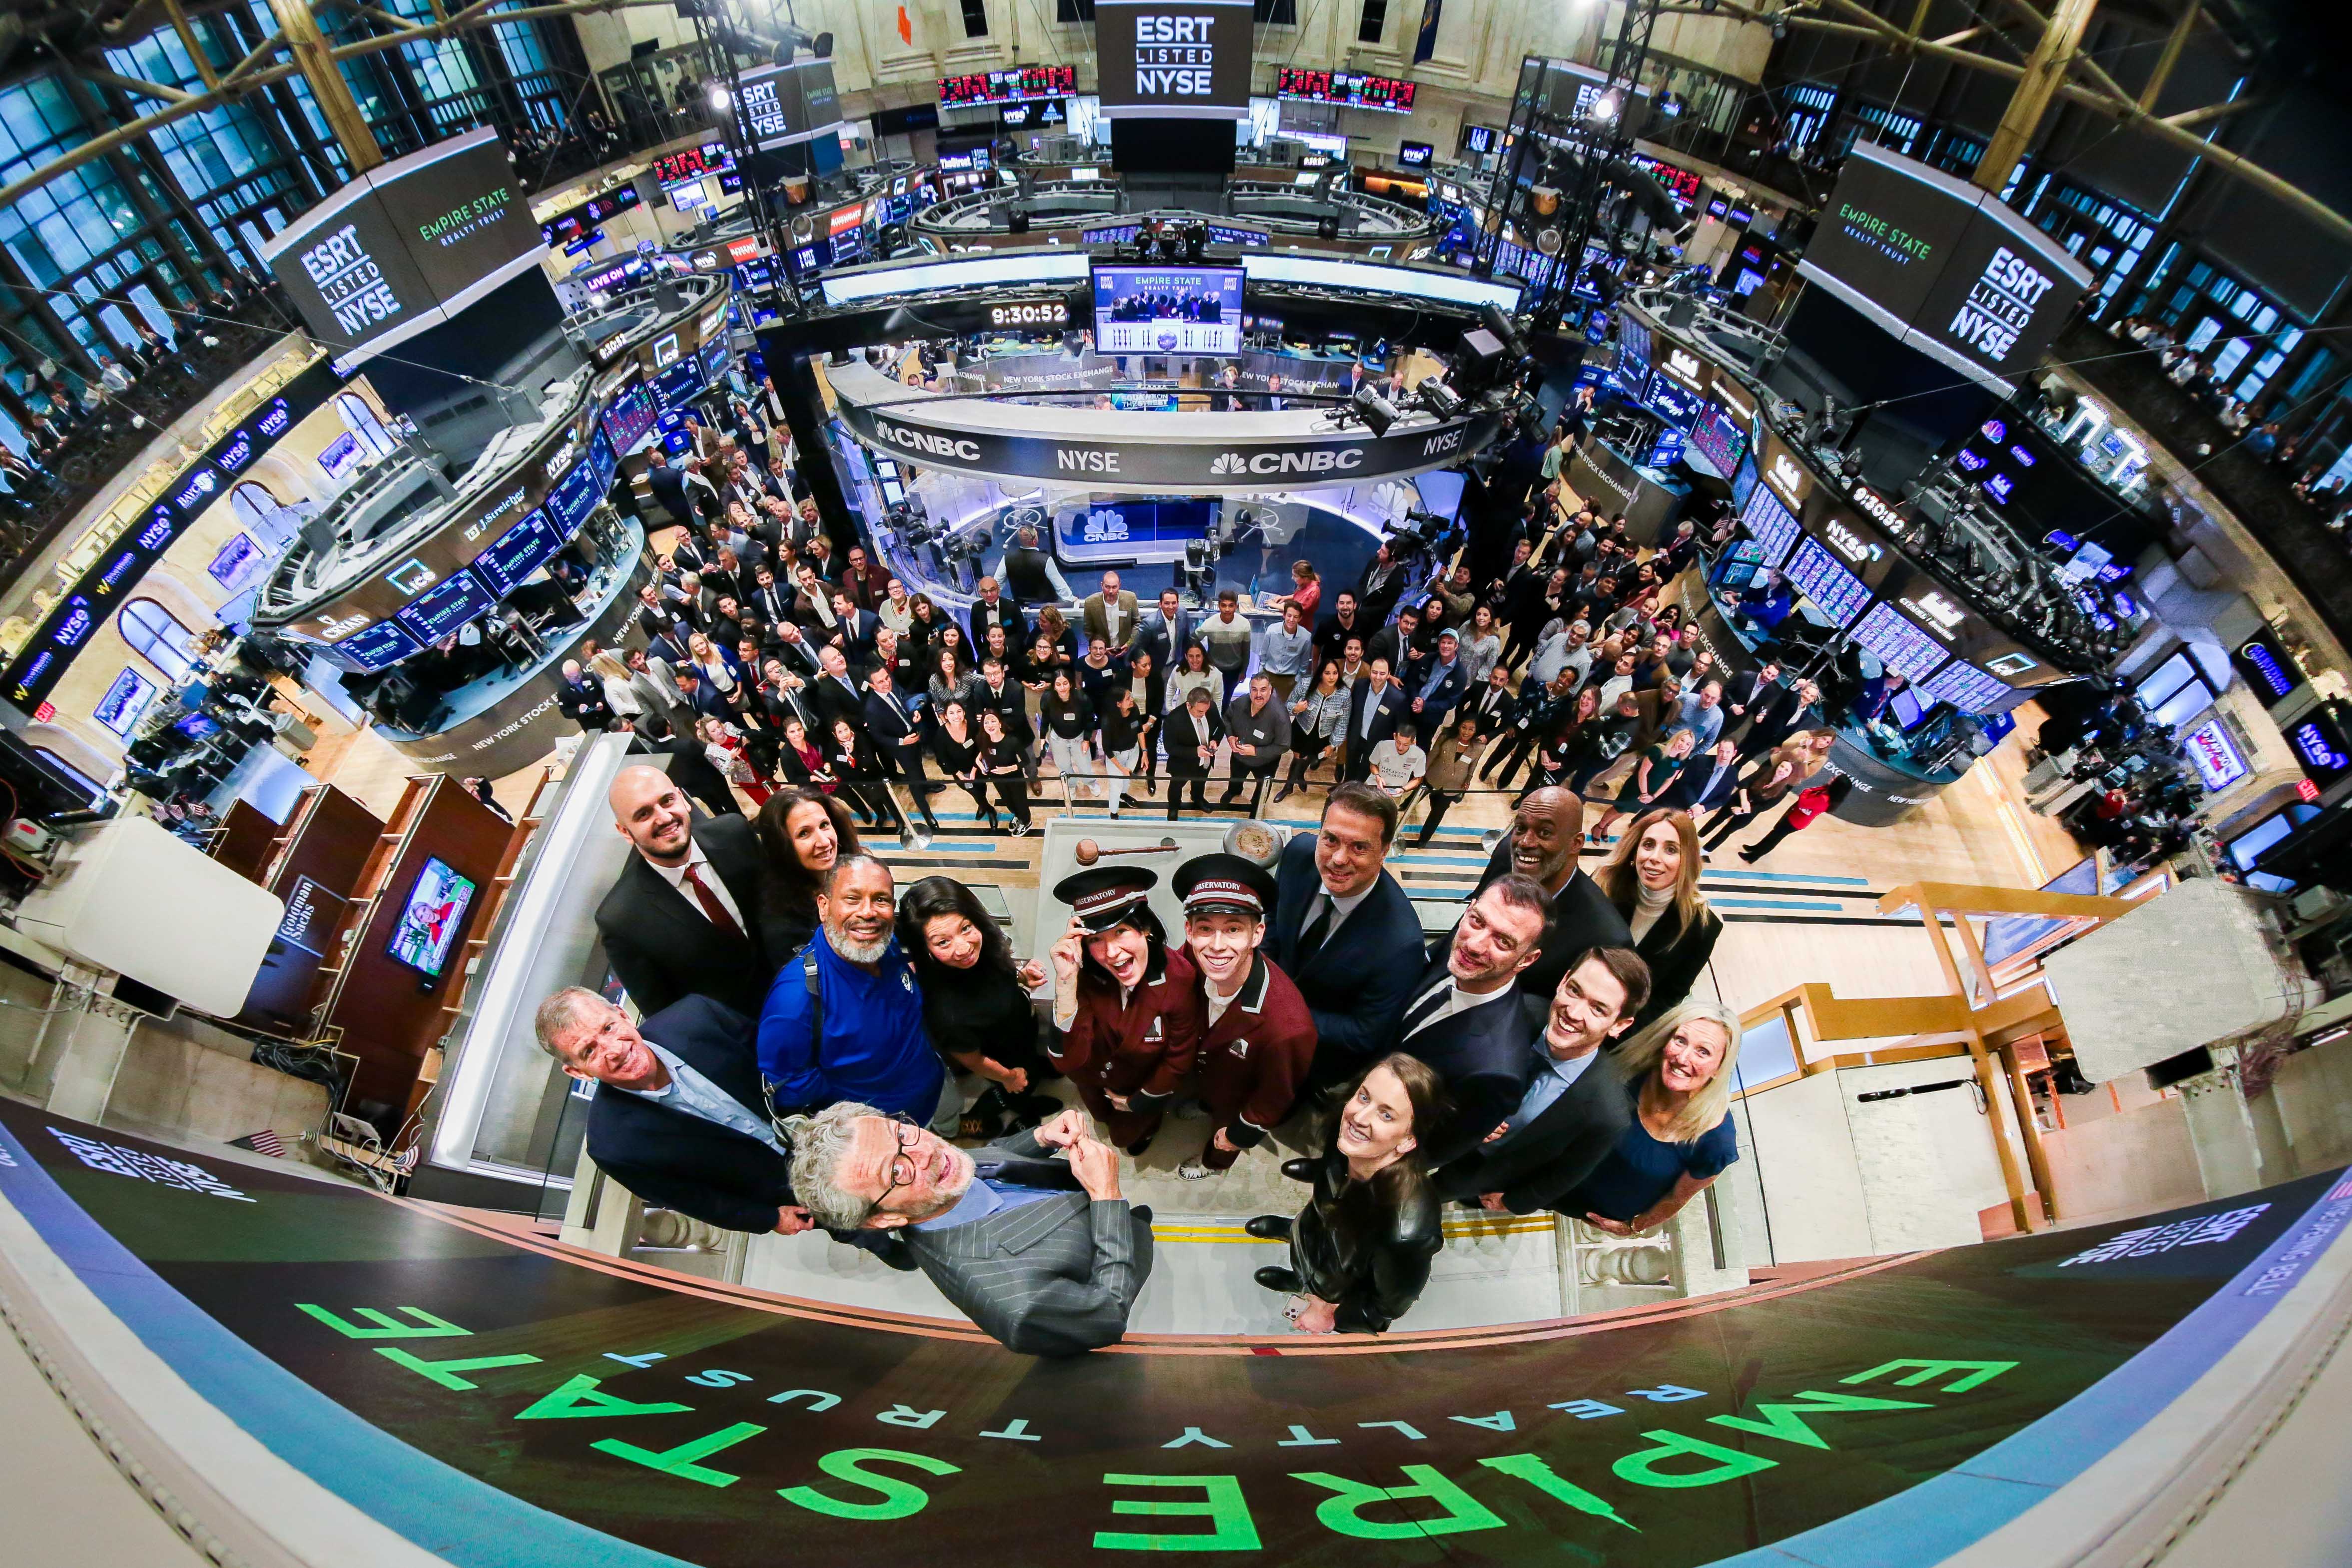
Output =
[
  {"x1": 594, "y1": 764, "x2": 776, "y2": 1017},
  {"x1": 1458, "y1": 785, "x2": 1632, "y2": 1004}
]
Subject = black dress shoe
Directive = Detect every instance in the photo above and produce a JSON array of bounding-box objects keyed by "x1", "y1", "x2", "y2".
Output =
[
  {"x1": 1279, "y1": 1157, "x2": 1318, "y2": 1184},
  {"x1": 1254, "y1": 1265, "x2": 1304, "y2": 1295},
  {"x1": 1244, "y1": 1214, "x2": 1292, "y2": 1241},
  {"x1": 1131, "y1": 1205, "x2": 1153, "y2": 1224}
]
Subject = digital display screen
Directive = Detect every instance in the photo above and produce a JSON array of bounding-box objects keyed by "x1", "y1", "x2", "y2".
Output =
[
  {"x1": 393, "y1": 570, "x2": 498, "y2": 644},
  {"x1": 540, "y1": 183, "x2": 641, "y2": 248},
  {"x1": 650, "y1": 140, "x2": 732, "y2": 185},
  {"x1": 1239, "y1": 253, "x2": 1521, "y2": 314},
  {"x1": 939, "y1": 64, "x2": 1077, "y2": 103},
  {"x1": 1273, "y1": 67, "x2": 1416, "y2": 112},
  {"x1": 1919, "y1": 659, "x2": 2014, "y2": 714},
  {"x1": 1796, "y1": 143, "x2": 2089, "y2": 388},
  {"x1": 652, "y1": 356, "x2": 705, "y2": 411},
  {"x1": 1462, "y1": 123, "x2": 1496, "y2": 153},
  {"x1": 1397, "y1": 141, "x2": 1433, "y2": 167},
  {"x1": 2233, "y1": 627, "x2": 2302, "y2": 706},
  {"x1": 470, "y1": 508, "x2": 564, "y2": 595},
  {"x1": 541, "y1": 461, "x2": 601, "y2": 537},
  {"x1": 2182, "y1": 718, "x2": 2250, "y2": 794},
  {"x1": 588, "y1": 424, "x2": 618, "y2": 492},
  {"x1": 600, "y1": 377, "x2": 657, "y2": 454},
  {"x1": 1091, "y1": 265, "x2": 1243, "y2": 355},
  {"x1": 1729, "y1": 451, "x2": 1760, "y2": 513},
  {"x1": 1739, "y1": 480, "x2": 1802, "y2": 568},
  {"x1": 1617, "y1": 314, "x2": 1654, "y2": 388},
  {"x1": 1094, "y1": 0, "x2": 1254, "y2": 120},
  {"x1": 387, "y1": 856, "x2": 476, "y2": 978},
  {"x1": 1645, "y1": 375, "x2": 1706, "y2": 427},
  {"x1": 2288, "y1": 707, "x2": 2352, "y2": 788},
  {"x1": 93, "y1": 667, "x2": 158, "y2": 737},
  {"x1": 1850, "y1": 602, "x2": 1950, "y2": 683},
  {"x1": 1785, "y1": 536, "x2": 1870, "y2": 627},
  {"x1": 335, "y1": 619, "x2": 424, "y2": 672},
  {"x1": 1689, "y1": 394, "x2": 1750, "y2": 477}
]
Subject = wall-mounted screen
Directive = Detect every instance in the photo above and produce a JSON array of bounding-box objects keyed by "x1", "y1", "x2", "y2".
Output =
[
  {"x1": 1729, "y1": 450, "x2": 1760, "y2": 513},
  {"x1": 652, "y1": 356, "x2": 705, "y2": 410},
  {"x1": 820, "y1": 250, "x2": 1091, "y2": 308},
  {"x1": 1275, "y1": 68, "x2": 1417, "y2": 112},
  {"x1": 1784, "y1": 535, "x2": 1870, "y2": 627},
  {"x1": 1850, "y1": 601, "x2": 1950, "y2": 684},
  {"x1": 1397, "y1": 141, "x2": 1433, "y2": 167},
  {"x1": 1094, "y1": 0, "x2": 1253, "y2": 120},
  {"x1": 940, "y1": 64, "x2": 1077, "y2": 103},
  {"x1": 543, "y1": 459, "x2": 601, "y2": 537},
  {"x1": 93, "y1": 667, "x2": 159, "y2": 737},
  {"x1": 1645, "y1": 375, "x2": 1705, "y2": 427},
  {"x1": 2182, "y1": 717, "x2": 2250, "y2": 794},
  {"x1": 1919, "y1": 658, "x2": 2014, "y2": 714},
  {"x1": 1091, "y1": 264, "x2": 1243, "y2": 355},
  {"x1": 387, "y1": 856, "x2": 476, "y2": 978},
  {"x1": 1739, "y1": 479, "x2": 1802, "y2": 568}
]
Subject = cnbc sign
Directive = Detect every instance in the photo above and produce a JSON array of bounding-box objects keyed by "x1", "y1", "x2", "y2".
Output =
[{"x1": 835, "y1": 383, "x2": 1500, "y2": 494}]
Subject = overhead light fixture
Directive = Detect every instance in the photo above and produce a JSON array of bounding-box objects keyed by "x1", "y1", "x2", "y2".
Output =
[
  {"x1": 1417, "y1": 379, "x2": 1463, "y2": 418},
  {"x1": 1589, "y1": 91, "x2": 1620, "y2": 123},
  {"x1": 708, "y1": 84, "x2": 731, "y2": 109}
]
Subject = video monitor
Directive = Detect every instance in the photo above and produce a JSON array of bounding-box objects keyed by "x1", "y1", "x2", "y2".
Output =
[
  {"x1": 1850, "y1": 601, "x2": 1950, "y2": 684},
  {"x1": 93, "y1": 667, "x2": 159, "y2": 737},
  {"x1": 1784, "y1": 536, "x2": 1870, "y2": 628},
  {"x1": 386, "y1": 856, "x2": 476, "y2": 978},
  {"x1": 471, "y1": 508, "x2": 564, "y2": 595},
  {"x1": 393, "y1": 570, "x2": 498, "y2": 645},
  {"x1": 335, "y1": 619, "x2": 423, "y2": 672},
  {"x1": 1091, "y1": 264, "x2": 1243, "y2": 355},
  {"x1": 1398, "y1": 141, "x2": 1433, "y2": 167},
  {"x1": 1738, "y1": 479, "x2": 1802, "y2": 569},
  {"x1": 1729, "y1": 450, "x2": 1760, "y2": 513},
  {"x1": 1887, "y1": 684, "x2": 1932, "y2": 731},
  {"x1": 1919, "y1": 658, "x2": 2014, "y2": 715}
]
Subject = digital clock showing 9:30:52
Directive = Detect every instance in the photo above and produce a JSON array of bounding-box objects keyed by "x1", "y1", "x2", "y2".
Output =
[{"x1": 988, "y1": 300, "x2": 1070, "y2": 327}]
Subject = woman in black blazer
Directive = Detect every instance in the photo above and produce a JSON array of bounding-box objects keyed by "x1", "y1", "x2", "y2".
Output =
[
  {"x1": 1593, "y1": 807, "x2": 1722, "y2": 1029},
  {"x1": 826, "y1": 717, "x2": 898, "y2": 831}
]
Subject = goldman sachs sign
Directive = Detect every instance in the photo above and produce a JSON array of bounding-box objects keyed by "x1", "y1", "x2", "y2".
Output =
[{"x1": 831, "y1": 373, "x2": 1502, "y2": 493}]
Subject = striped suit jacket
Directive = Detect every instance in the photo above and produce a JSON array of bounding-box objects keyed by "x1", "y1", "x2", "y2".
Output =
[{"x1": 898, "y1": 1128, "x2": 1154, "y2": 1357}]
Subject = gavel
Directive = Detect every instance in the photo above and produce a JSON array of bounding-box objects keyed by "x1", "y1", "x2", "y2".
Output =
[{"x1": 1072, "y1": 836, "x2": 1178, "y2": 866}]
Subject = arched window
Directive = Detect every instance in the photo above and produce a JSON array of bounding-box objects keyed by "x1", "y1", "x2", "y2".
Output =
[
  {"x1": 336, "y1": 392, "x2": 401, "y2": 462},
  {"x1": 232, "y1": 480, "x2": 302, "y2": 547},
  {"x1": 120, "y1": 597, "x2": 199, "y2": 682}
]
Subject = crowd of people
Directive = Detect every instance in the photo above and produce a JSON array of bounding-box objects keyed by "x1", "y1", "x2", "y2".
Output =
[
  {"x1": 549, "y1": 761, "x2": 1744, "y2": 1353},
  {"x1": 579, "y1": 405, "x2": 1844, "y2": 869}
]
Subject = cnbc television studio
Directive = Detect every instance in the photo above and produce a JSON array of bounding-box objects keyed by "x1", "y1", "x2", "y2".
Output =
[{"x1": 2, "y1": 3, "x2": 2352, "y2": 1566}]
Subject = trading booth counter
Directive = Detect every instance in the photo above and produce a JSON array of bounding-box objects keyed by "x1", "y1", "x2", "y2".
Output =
[
  {"x1": 1, "y1": 1092, "x2": 2347, "y2": 1568},
  {"x1": 1566, "y1": 436, "x2": 1691, "y2": 547}
]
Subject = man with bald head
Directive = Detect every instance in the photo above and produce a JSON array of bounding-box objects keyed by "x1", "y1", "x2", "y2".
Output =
[
  {"x1": 1460, "y1": 785, "x2": 1632, "y2": 1003},
  {"x1": 593, "y1": 763, "x2": 775, "y2": 1016}
]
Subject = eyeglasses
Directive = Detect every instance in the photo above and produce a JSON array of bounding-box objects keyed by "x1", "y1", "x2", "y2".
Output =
[{"x1": 862, "y1": 1114, "x2": 923, "y2": 1224}]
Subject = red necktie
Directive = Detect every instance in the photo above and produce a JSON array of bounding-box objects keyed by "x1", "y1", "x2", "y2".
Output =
[{"x1": 679, "y1": 864, "x2": 743, "y2": 939}]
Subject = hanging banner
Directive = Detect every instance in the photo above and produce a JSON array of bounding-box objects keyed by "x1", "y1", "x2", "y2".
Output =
[{"x1": 1413, "y1": 0, "x2": 1443, "y2": 63}]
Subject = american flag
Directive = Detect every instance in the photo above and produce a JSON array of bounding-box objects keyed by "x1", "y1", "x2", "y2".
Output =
[{"x1": 234, "y1": 1128, "x2": 287, "y2": 1158}]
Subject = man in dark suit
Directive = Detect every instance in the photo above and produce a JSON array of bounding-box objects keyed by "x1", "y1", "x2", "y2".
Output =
[
  {"x1": 787, "y1": 1102, "x2": 1150, "y2": 1356},
  {"x1": 1665, "y1": 737, "x2": 1743, "y2": 818},
  {"x1": 556, "y1": 660, "x2": 613, "y2": 731},
  {"x1": 1366, "y1": 605, "x2": 1420, "y2": 673},
  {"x1": 644, "y1": 457, "x2": 693, "y2": 528},
  {"x1": 594, "y1": 764, "x2": 771, "y2": 1018},
  {"x1": 1390, "y1": 876, "x2": 1550, "y2": 1169},
  {"x1": 537, "y1": 987, "x2": 813, "y2": 1236},
  {"x1": 1134, "y1": 587, "x2": 1193, "y2": 673},
  {"x1": 1268, "y1": 783, "x2": 1429, "y2": 1090},
  {"x1": 1354, "y1": 543, "x2": 1409, "y2": 626},
  {"x1": 969, "y1": 574, "x2": 1028, "y2": 653},
  {"x1": 1342, "y1": 659, "x2": 1409, "y2": 782},
  {"x1": 830, "y1": 591, "x2": 880, "y2": 661},
  {"x1": 749, "y1": 565, "x2": 796, "y2": 631},
  {"x1": 1163, "y1": 686, "x2": 1222, "y2": 819},
  {"x1": 1740, "y1": 678, "x2": 1817, "y2": 760},
  {"x1": 1433, "y1": 948, "x2": 1648, "y2": 1211},
  {"x1": 861, "y1": 666, "x2": 939, "y2": 829},
  {"x1": 810, "y1": 645, "x2": 869, "y2": 735},
  {"x1": 1721, "y1": 659, "x2": 1781, "y2": 732},
  {"x1": 1465, "y1": 785, "x2": 1632, "y2": 1002}
]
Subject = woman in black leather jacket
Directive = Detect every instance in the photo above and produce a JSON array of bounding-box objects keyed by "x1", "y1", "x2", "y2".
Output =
[{"x1": 1246, "y1": 1052, "x2": 1451, "y2": 1335}]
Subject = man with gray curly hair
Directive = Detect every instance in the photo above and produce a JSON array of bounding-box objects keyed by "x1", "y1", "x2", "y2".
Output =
[{"x1": 785, "y1": 1101, "x2": 1153, "y2": 1356}]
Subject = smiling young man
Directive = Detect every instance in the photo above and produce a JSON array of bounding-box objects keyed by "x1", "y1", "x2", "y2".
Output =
[
  {"x1": 1392, "y1": 876, "x2": 1552, "y2": 1169},
  {"x1": 1170, "y1": 854, "x2": 1317, "y2": 1181},
  {"x1": 1269, "y1": 784, "x2": 1429, "y2": 1093},
  {"x1": 1432, "y1": 948, "x2": 1650, "y2": 1210},
  {"x1": 1467, "y1": 785, "x2": 1634, "y2": 1003},
  {"x1": 786, "y1": 1101, "x2": 1153, "y2": 1356},
  {"x1": 593, "y1": 764, "x2": 772, "y2": 1016}
]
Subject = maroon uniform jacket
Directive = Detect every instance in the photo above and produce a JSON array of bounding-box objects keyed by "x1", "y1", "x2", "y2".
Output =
[
  {"x1": 1196, "y1": 952, "x2": 1317, "y2": 1146},
  {"x1": 1051, "y1": 944, "x2": 1205, "y2": 1148}
]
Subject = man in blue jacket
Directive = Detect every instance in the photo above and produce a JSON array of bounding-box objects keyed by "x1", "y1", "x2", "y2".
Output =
[
  {"x1": 756, "y1": 854, "x2": 948, "y2": 1128},
  {"x1": 1266, "y1": 782, "x2": 1429, "y2": 1094}
]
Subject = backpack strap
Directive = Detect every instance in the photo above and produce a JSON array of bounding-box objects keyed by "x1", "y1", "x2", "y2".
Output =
[{"x1": 763, "y1": 943, "x2": 827, "y2": 1138}]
